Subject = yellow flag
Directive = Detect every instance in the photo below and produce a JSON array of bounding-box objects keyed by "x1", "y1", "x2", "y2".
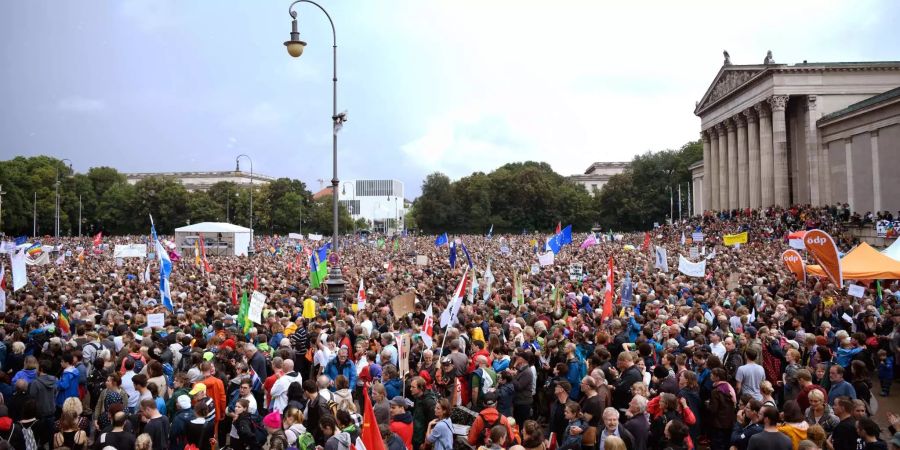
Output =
[{"x1": 723, "y1": 232, "x2": 748, "y2": 246}]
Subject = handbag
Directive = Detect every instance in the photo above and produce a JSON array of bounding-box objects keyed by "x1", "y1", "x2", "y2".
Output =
[{"x1": 582, "y1": 426, "x2": 598, "y2": 447}]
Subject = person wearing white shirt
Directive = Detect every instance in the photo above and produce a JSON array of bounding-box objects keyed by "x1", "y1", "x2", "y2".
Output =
[
  {"x1": 314, "y1": 338, "x2": 336, "y2": 376},
  {"x1": 709, "y1": 333, "x2": 726, "y2": 361},
  {"x1": 270, "y1": 359, "x2": 302, "y2": 413},
  {"x1": 121, "y1": 363, "x2": 139, "y2": 413}
]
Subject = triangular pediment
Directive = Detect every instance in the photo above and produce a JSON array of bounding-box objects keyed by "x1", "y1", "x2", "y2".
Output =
[{"x1": 694, "y1": 66, "x2": 770, "y2": 115}]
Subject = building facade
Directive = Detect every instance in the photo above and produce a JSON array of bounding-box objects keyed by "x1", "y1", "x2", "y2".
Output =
[
  {"x1": 692, "y1": 53, "x2": 900, "y2": 215},
  {"x1": 125, "y1": 170, "x2": 274, "y2": 192},
  {"x1": 337, "y1": 179, "x2": 406, "y2": 234},
  {"x1": 569, "y1": 162, "x2": 629, "y2": 195}
]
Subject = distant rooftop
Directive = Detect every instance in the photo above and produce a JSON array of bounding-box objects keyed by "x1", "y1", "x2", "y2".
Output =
[{"x1": 583, "y1": 161, "x2": 629, "y2": 175}]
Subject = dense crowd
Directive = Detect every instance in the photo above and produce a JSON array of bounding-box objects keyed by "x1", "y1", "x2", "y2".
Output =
[{"x1": 1, "y1": 204, "x2": 899, "y2": 450}]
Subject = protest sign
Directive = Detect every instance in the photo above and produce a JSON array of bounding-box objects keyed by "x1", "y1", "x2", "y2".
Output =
[
  {"x1": 249, "y1": 291, "x2": 266, "y2": 324},
  {"x1": 538, "y1": 251, "x2": 554, "y2": 266},
  {"x1": 723, "y1": 232, "x2": 748, "y2": 246},
  {"x1": 568, "y1": 263, "x2": 583, "y2": 280},
  {"x1": 391, "y1": 292, "x2": 416, "y2": 317},
  {"x1": 530, "y1": 263, "x2": 539, "y2": 275},
  {"x1": 848, "y1": 284, "x2": 865, "y2": 298},
  {"x1": 147, "y1": 313, "x2": 165, "y2": 328},
  {"x1": 113, "y1": 244, "x2": 147, "y2": 258},
  {"x1": 689, "y1": 247, "x2": 699, "y2": 259},
  {"x1": 415, "y1": 255, "x2": 429, "y2": 266}
]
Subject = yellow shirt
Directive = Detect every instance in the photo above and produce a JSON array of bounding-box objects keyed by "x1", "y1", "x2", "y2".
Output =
[
  {"x1": 470, "y1": 327, "x2": 484, "y2": 343},
  {"x1": 303, "y1": 298, "x2": 317, "y2": 319}
]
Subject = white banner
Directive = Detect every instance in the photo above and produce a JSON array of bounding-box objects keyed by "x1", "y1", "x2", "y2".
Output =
[
  {"x1": 307, "y1": 234, "x2": 323, "y2": 241},
  {"x1": 847, "y1": 284, "x2": 865, "y2": 298},
  {"x1": 678, "y1": 255, "x2": 706, "y2": 278},
  {"x1": 288, "y1": 233, "x2": 304, "y2": 240},
  {"x1": 11, "y1": 250, "x2": 27, "y2": 291},
  {"x1": 249, "y1": 290, "x2": 266, "y2": 324},
  {"x1": 113, "y1": 244, "x2": 147, "y2": 258},
  {"x1": 691, "y1": 232, "x2": 704, "y2": 241},
  {"x1": 538, "y1": 251, "x2": 555, "y2": 266},
  {"x1": 654, "y1": 246, "x2": 669, "y2": 272}
]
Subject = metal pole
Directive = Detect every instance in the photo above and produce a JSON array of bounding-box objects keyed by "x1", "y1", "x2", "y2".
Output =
[
  {"x1": 78, "y1": 195, "x2": 82, "y2": 237},
  {"x1": 236, "y1": 154, "x2": 254, "y2": 236},
  {"x1": 0, "y1": 184, "x2": 5, "y2": 235},
  {"x1": 678, "y1": 184, "x2": 682, "y2": 221},
  {"x1": 669, "y1": 187, "x2": 673, "y2": 223},
  {"x1": 33, "y1": 192, "x2": 36, "y2": 237},
  {"x1": 331, "y1": 30, "x2": 339, "y2": 251}
]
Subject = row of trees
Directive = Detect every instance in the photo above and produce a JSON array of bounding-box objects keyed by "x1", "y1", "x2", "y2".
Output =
[
  {"x1": 0, "y1": 156, "x2": 357, "y2": 236},
  {"x1": 412, "y1": 141, "x2": 702, "y2": 233}
]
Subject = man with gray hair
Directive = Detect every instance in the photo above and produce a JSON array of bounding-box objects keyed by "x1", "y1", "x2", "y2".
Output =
[
  {"x1": 600, "y1": 406, "x2": 634, "y2": 450},
  {"x1": 624, "y1": 395, "x2": 649, "y2": 450}
]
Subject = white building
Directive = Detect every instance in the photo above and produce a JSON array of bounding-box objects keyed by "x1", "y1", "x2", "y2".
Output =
[
  {"x1": 124, "y1": 170, "x2": 275, "y2": 192},
  {"x1": 569, "y1": 162, "x2": 629, "y2": 195},
  {"x1": 336, "y1": 179, "x2": 406, "y2": 234}
]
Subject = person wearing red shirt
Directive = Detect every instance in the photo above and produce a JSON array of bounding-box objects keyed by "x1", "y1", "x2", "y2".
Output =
[
  {"x1": 389, "y1": 396, "x2": 414, "y2": 450},
  {"x1": 199, "y1": 361, "x2": 227, "y2": 441},
  {"x1": 796, "y1": 369, "x2": 827, "y2": 411},
  {"x1": 264, "y1": 357, "x2": 285, "y2": 410},
  {"x1": 467, "y1": 340, "x2": 492, "y2": 374}
]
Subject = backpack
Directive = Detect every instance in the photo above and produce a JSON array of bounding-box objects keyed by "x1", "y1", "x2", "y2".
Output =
[
  {"x1": 22, "y1": 424, "x2": 38, "y2": 450},
  {"x1": 287, "y1": 428, "x2": 316, "y2": 450},
  {"x1": 478, "y1": 412, "x2": 502, "y2": 444},
  {"x1": 326, "y1": 398, "x2": 339, "y2": 418},
  {"x1": 249, "y1": 412, "x2": 268, "y2": 445}
]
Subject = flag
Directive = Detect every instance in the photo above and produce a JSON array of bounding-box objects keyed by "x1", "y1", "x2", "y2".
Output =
[
  {"x1": 377, "y1": 238, "x2": 385, "y2": 249},
  {"x1": 0, "y1": 265, "x2": 6, "y2": 313},
  {"x1": 14, "y1": 236, "x2": 26, "y2": 246},
  {"x1": 642, "y1": 232, "x2": 651, "y2": 252},
  {"x1": 308, "y1": 253, "x2": 322, "y2": 289},
  {"x1": 487, "y1": 224, "x2": 493, "y2": 239},
  {"x1": 231, "y1": 278, "x2": 239, "y2": 305},
  {"x1": 621, "y1": 273, "x2": 633, "y2": 307},
  {"x1": 150, "y1": 215, "x2": 174, "y2": 312},
  {"x1": 248, "y1": 367, "x2": 264, "y2": 391},
  {"x1": 193, "y1": 241, "x2": 200, "y2": 267},
  {"x1": 781, "y1": 249, "x2": 806, "y2": 283},
  {"x1": 387, "y1": 261, "x2": 394, "y2": 273},
  {"x1": 26, "y1": 242, "x2": 42, "y2": 256},
  {"x1": 55, "y1": 252, "x2": 65, "y2": 265},
  {"x1": 58, "y1": 306, "x2": 71, "y2": 335},
  {"x1": 602, "y1": 257, "x2": 614, "y2": 321},
  {"x1": 357, "y1": 278, "x2": 367, "y2": 309},
  {"x1": 877, "y1": 280, "x2": 884, "y2": 310},
  {"x1": 238, "y1": 291, "x2": 252, "y2": 334},
  {"x1": 142, "y1": 264, "x2": 151, "y2": 283},
  {"x1": 513, "y1": 272, "x2": 524, "y2": 306},
  {"x1": 93, "y1": 232, "x2": 103, "y2": 247},
  {"x1": 804, "y1": 229, "x2": 842, "y2": 288},
  {"x1": 253, "y1": 275, "x2": 259, "y2": 290},
  {"x1": 434, "y1": 233, "x2": 449, "y2": 247},
  {"x1": 483, "y1": 259, "x2": 494, "y2": 302},
  {"x1": 555, "y1": 222, "x2": 561, "y2": 234},
  {"x1": 11, "y1": 249, "x2": 27, "y2": 292},
  {"x1": 467, "y1": 265, "x2": 477, "y2": 303},
  {"x1": 654, "y1": 246, "x2": 669, "y2": 272},
  {"x1": 77, "y1": 249, "x2": 85, "y2": 264},
  {"x1": 198, "y1": 233, "x2": 211, "y2": 273},
  {"x1": 580, "y1": 235, "x2": 597, "y2": 249},
  {"x1": 439, "y1": 266, "x2": 469, "y2": 328},
  {"x1": 316, "y1": 246, "x2": 328, "y2": 281},
  {"x1": 449, "y1": 241, "x2": 457, "y2": 269},
  {"x1": 356, "y1": 383, "x2": 386, "y2": 450},
  {"x1": 461, "y1": 243, "x2": 473, "y2": 269},
  {"x1": 547, "y1": 225, "x2": 572, "y2": 254},
  {"x1": 421, "y1": 303, "x2": 435, "y2": 349},
  {"x1": 681, "y1": 231, "x2": 686, "y2": 246},
  {"x1": 393, "y1": 238, "x2": 400, "y2": 252}
]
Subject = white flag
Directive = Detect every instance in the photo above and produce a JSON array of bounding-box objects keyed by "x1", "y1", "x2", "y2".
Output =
[
  {"x1": 440, "y1": 266, "x2": 469, "y2": 328},
  {"x1": 678, "y1": 255, "x2": 706, "y2": 278},
  {"x1": 0, "y1": 264, "x2": 6, "y2": 313},
  {"x1": 142, "y1": 264, "x2": 151, "y2": 283},
  {"x1": 681, "y1": 232, "x2": 686, "y2": 245},
  {"x1": 421, "y1": 303, "x2": 434, "y2": 348},
  {"x1": 482, "y1": 259, "x2": 494, "y2": 302},
  {"x1": 357, "y1": 278, "x2": 366, "y2": 309},
  {"x1": 654, "y1": 246, "x2": 669, "y2": 272},
  {"x1": 11, "y1": 249, "x2": 27, "y2": 292},
  {"x1": 538, "y1": 251, "x2": 555, "y2": 267}
]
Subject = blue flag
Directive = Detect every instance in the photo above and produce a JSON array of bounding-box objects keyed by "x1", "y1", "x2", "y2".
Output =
[
  {"x1": 487, "y1": 225, "x2": 493, "y2": 239},
  {"x1": 461, "y1": 243, "x2": 473, "y2": 269},
  {"x1": 149, "y1": 215, "x2": 174, "y2": 312},
  {"x1": 621, "y1": 273, "x2": 633, "y2": 307},
  {"x1": 15, "y1": 236, "x2": 27, "y2": 246},
  {"x1": 449, "y1": 241, "x2": 457, "y2": 268},
  {"x1": 547, "y1": 225, "x2": 573, "y2": 254},
  {"x1": 434, "y1": 233, "x2": 448, "y2": 247}
]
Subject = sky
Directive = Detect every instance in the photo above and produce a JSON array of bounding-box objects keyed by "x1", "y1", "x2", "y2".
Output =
[{"x1": 2, "y1": 1, "x2": 899, "y2": 198}]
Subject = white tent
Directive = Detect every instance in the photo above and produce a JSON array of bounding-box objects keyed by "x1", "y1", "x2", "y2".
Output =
[
  {"x1": 174, "y1": 222, "x2": 252, "y2": 257},
  {"x1": 883, "y1": 238, "x2": 900, "y2": 262}
]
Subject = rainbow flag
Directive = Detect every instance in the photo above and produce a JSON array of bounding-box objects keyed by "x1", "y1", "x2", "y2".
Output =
[
  {"x1": 58, "y1": 306, "x2": 71, "y2": 335},
  {"x1": 26, "y1": 243, "x2": 42, "y2": 256}
]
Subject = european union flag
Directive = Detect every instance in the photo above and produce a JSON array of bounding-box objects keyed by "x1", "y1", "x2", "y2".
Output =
[
  {"x1": 434, "y1": 233, "x2": 448, "y2": 247},
  {"x1": 461, "y1": 243, "x2": 473, "y2": 268},
  {"x1": 547, "y1": 225, "x2": 573, "y2": 254},
  {"x1": 15, "y1": 236, "x2": 27, "y2": 246}
]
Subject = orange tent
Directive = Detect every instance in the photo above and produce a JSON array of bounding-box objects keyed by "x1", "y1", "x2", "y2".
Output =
[{"x1": 807, "y1": 242, "x2": 900, "y2": 280}]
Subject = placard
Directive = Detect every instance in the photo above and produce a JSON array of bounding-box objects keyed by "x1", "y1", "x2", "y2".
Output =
[
  {"x1": 391, "y1": 292, "x2": 416, "y2": 317},
  {"x1": 113, "y1": 244, "x2": 147, "y2": 258},
  {"x1": 147, "y1": 313, "x2": 165, "y2": 328},
  {"x1": 115, "y1": 258, "x2": 123, "y2": 267},
  {"x1": 415, "y1": 255, "x2": 429, "y2": 266},
  {"x1": 689, "y1": 247, "x2": 699, "y2": 259},
  {"x1": 568, "y1": 263, "x2": 583, "y2": 280},
  {"x1": 848, "y1": 284, "x2": 865, "y2": 298},
  {"x1": 288, "y1": 233, "x2": 304, "y2": 240},
  {"x1": 530, "y1": 263, "x2": 539, "y2": 275},
  {"x1": 500, "y1": 246, "x2": 511, "y2": 255},
  {"x1": 307, "y1": 234, "x2": 323, "y2": 241},
  {"x1": 397, "y1": 333, "x2": 411, "y2": 376},
  {"x1": 249, "y1": 291, "x2": 266, "y2": 324}
]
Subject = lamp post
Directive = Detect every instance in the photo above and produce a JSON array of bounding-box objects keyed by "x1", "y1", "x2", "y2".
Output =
[
  {"x1": 235, "y1": 154, "x2": 254, "y2": 234},
  {"x1": 0, "y1": 184, "x2": 5, "y2": 235},
  {"x1": 285, "y1": 0, "x2": 346, "y2": 309},
  {"x1": 55, "y1": 158, "x2": 73, "y2": 239}
]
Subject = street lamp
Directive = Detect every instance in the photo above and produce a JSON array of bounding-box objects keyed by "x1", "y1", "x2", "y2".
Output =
[
  {"x1": 235, "y1": 154, "x2": 254, "y2": 234},
  {"x1": 285, "y1": 0, "x2": 347, "y2": 309},
  {"x1": 55, "y1": 158, "x2": 73, "y2": 239}
]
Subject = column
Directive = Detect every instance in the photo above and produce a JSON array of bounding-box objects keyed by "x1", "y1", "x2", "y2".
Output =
[
  {"x1": 746, "y1": 109, "x2": 761, "y2": 208},
  {"x1": 822, "y1": 143, "x2": 831, "y2": 205},
  {"x1": 736, "y1": 113, "x2": 749, "y2": 208},
  {"x1": 726, "y1": 118, "x2": 738, "y2": 209},
  {"x1": 845, "y1": 138, "x2": 854, "y2": 212},
  {"x1": 702, "y1": 131, "x2": 712, "y2": 212},
  {"x1": 717, "y1": 123, "x2": 728, "y2": 209},
  {"x1": 756, "y1": 103, "x2": 774, "y2": 207},
  {"x1": 806, "y1": 95, "x2": 822, "y2": 205},
  {"x1": 872, "y1": 131, "x2": 881, "y2": 212},
  {"x1": 709, "y1": 130, "x2": 720, "y2": 210},
  {"x1": 769, "y1": 95, "x2": 790, "y2": 206}
]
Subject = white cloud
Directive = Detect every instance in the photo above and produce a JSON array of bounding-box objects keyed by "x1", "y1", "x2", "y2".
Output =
[{"x1": 57, "y1": 96, "x2": 106, "y2": 113}]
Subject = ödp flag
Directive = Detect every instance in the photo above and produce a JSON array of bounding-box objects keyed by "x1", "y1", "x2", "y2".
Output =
[
  {"x1": 782, "y1": 249, "x2": 806, "y2": 282},
  {"x1": 439, "y1": 266, "x2": 469, "y2": 328},
  {"x1": 804, "y1": 229, "x2": 842, "y2": 287},
  {"x1": 602, "y1": 257, "x2": 614, "y2": 321},
  {"x1": 723, "y1": 232, "x2": 748, "y2": 246},
  {"x1": 421, "y1": 303, "x2": 434, "y2": 348},
  {"x1": 677, "y1": 255, "x2": 706, "y2": 278}
]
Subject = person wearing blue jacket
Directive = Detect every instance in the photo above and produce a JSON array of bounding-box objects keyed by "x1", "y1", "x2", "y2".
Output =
[
  {"x1": 325, "y1": 347, "x2": 357, "y2": 390},
  {"x1": 56, "y1": 353, "x2": 81, "y2": 408}
]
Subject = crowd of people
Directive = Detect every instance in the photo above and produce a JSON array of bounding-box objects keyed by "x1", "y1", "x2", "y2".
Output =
[{"x1": 1, "y1": 204, "x2": 899, "y2": 450}]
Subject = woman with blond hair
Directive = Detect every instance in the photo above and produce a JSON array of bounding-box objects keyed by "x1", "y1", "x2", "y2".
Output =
[
  {"x1": 604, "y1": 436, "x2": 627, "y2": 450},
  {"x1": 759, "y1": 380, "x2": 777, "y2": 409},
  {"x1": 53, "y1": 402, "x2": 87, "y2": 450},
  {"x1": 55, "y1": 397, "x2": 89, "y2": 433}
]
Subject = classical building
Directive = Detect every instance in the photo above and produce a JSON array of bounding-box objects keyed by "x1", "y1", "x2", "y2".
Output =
[
  {"x1": 569, "y1": 162, "x2": 629, "y2": 195},
  {"x1": 691, "y1": 52, "x2": 900, "y2": 215},
  {"x1": 124, "y1": 170, "x2": 275, "y2": 192}
]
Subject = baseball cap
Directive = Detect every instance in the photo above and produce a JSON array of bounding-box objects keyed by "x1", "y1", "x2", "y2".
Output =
[
  {"x1": 441, "y1": 356, "x2": 452, "y2": 365},
  {"x1": 177, "y1": 395, "x2": 192, "y2": 410},
  {"x1": 390, "y1": 396, "x2": 414, "y2": 408},
  {"x1": 483, "y1": 392, "x2": 499, "y2": 406},
  {"x1": 189, "y1": 383, "x2": 207, "y2": 396}
]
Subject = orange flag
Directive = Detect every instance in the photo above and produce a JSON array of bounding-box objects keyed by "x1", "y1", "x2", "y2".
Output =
[
  {"x1": 357, "y1": 385, "x2": 386, "y2": 450},
  {"x1": 602, "y1": 257, "x2": 615, "y2": 321},
  {"x1": 782, "y1": 249, "x2": 806, "y2": 283},
  {"x1": 804, "y1": 229, "x2": 842, "y2": 287}
]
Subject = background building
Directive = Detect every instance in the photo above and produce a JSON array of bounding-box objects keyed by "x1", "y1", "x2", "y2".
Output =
[
  {"x1": 335, "y1": 179, "x2": 406, "y2": 234},
  {"x1": 125, "y1": 170, "x2": 274, "y2": 192},
  {"x1": 691, "y1": 53, "x2": 900, "y2": 215},
  {"x1": 569, "y1": 162, "x2": 629, "y2": 195}
]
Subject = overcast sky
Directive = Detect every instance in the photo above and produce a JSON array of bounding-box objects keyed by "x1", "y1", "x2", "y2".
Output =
[{"x1": 2, "y1": 0, "x2": 899, "y2": 197}]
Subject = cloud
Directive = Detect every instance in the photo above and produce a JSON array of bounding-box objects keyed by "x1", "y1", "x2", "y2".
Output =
[{"x1": 57, "y1": 96, "x2": 106, "y2": 113}]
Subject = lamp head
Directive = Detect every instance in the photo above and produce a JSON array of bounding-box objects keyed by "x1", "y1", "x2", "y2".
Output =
[{"x1": 284, "y1": 18, "x2": 307, "y2": 58}]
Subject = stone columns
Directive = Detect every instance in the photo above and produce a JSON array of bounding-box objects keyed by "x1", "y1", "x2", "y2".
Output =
[
  {"x1": 845, "y1": 138, "x2": 854, "y2": 212},
  {"x1": 872, "y1": 131, "x2": 881, "y2": 212},
  {"x1": 822, "y1": 143, "x2": 831, "y2": 205},
  {"x1": 717, "y1": 123, "x2": 728, "y2": 209},
  {"x1": 756, "y1": 103, "x2": 774, "y2": 207},
  {"x1": 701, "y1": 131, "x2": 712, "y2": 212},
  {"x1": 806, "y1": 95, "x2": 822, "y2": 205},
  {"x1": 708, "y1": 130, "x2": 720, "y2": 211},
  {"x1": 746, "y1": 109, "x2": 761, "y2": 208},
  {"x1": 736, "y1": 113, "x2": 749, "y2": 208},
  {"x1": 726, "y1": 119, "x2": 738, "y2": 209},
  {"x1": 769, "y1": 95, "x2": 790, "y2": 206}
]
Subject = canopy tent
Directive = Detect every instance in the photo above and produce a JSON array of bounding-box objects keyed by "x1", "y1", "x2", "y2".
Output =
[
  {"x1": 173, "y1": 222, "x2": 252, "y2": 257},
  {"x1": 883, "y1": 238, "x2": 900, "y2": 261},
  {"x1": 808, "y1": 242, "x2": 900, "y2": 280}
]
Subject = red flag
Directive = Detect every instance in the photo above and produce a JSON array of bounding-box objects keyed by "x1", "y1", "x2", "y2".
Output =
[
  {"x1": 358, "y1": 386, "x2": 386, "y2": 450},
  {"x1": 555, "y1": 222, "x2": 561, "y2": 234},
  {"x1": 642, "y1": 232, "x2": 650, "y2": 252},
  {"x1": 602, "y1": 257, "x2": 614, "y2": 321},
  {"x1": 421, "y1": 303, "x2": 434, "y2": 348},
  {"x1": 231, "y1": 278, "x2": 238, "y2": 305},
  {"x1": 253, "y1": 275, "x2": 258, "y2": 290},
  {"x1": 93, "y1": 232, "x2": 103, "y2": 247},
  {"x1": 198, "y1": 233, "x2": 211, "y2": 273}
]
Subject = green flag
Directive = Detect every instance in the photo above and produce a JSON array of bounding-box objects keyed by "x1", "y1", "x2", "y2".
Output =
[
  {"x1": 393, "y1": 239, "x2": 400, "y2": 252},
  {"x1": 377, "y1": 238, "x2": 385, "y2": 249},
  {"x1": 238, "y1": 291, "x2": 251, "y2": 334},
  {"x1": 514, "y1": 273, "x2": 524, "y2": 306}
]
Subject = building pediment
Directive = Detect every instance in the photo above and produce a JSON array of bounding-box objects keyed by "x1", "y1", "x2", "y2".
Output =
[{"x1": 694, "y1": 65, "x2": 773, "y2": 116}]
